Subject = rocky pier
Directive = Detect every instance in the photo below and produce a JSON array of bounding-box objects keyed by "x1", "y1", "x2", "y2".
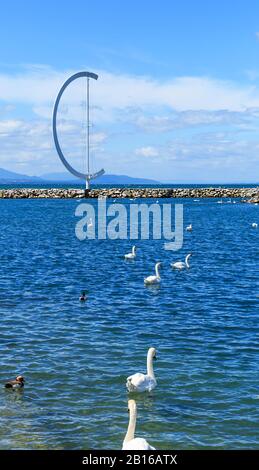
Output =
[
  {"x1": 0, "y1": 187, "x2": 259, "y2": 199},
  {"x1": 0, "y1": 187, "x2": 258, "y2": 200}
]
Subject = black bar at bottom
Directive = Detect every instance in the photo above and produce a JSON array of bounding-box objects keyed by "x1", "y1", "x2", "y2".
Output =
[{"x1": 0, "y1": 450, "x2": 258, "y2": 467}]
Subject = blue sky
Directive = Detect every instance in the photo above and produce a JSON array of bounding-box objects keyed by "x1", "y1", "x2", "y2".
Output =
[{"x1": 0, "y1": 0, "x2": 259, "y2": 182}]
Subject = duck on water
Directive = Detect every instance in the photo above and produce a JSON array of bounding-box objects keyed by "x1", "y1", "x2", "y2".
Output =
[
  {"x1": 79, "y1": 291, "x2": 88, "y2": 302},
  {"x1": 5, "y1": 376, "x2": 25, "y2": 389}
]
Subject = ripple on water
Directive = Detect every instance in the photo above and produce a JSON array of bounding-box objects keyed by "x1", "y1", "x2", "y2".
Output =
[{"x1": 0, "y1": 198, "x2": 258, "y2": 449}]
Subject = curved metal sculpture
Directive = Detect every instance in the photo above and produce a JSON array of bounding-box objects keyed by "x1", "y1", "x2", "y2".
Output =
[{"x1": 52, "y1": 71, "x2": 105, "y2": 189}]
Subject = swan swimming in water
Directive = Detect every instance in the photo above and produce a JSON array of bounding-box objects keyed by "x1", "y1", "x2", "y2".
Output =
[
  {"x1": 144, "y1": 262, "x2": 161, "y2": 285},
  {"x1": 126, "y1": 347, "x2": 157, "y2": 393},
  {"x1": 87, "y1": 218, "x2": 93, "y2": 228},
  {"x1": 122, "y1": 399, "x2": 156, "y2": 450},
  {"x1": 252, "y1": 223, "x2": 258, "y2": 228},
  {"x1": 125, "y1": 246, "x2": 137, "y2": 260},
  {"x1": 171, "y1": 253, "x2": 192, "y2": 270},
  {"x1": 186, "y1": 224, "x2": 192, "y2": 232}
]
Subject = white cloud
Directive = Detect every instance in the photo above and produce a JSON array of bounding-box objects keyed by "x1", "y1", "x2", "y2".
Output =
[
  {"x1": 135, "y1": 146, "x2": 159, "y2": 158},
  {"x1": 0, "y1": 65, "x2": 259, "y2": 180},
  {"x1": 0, "y1": 66, "x2": 259, "y2": 114},
  {"x1": 0, "y1": 119, "x2": 24, "y2": 134},
  {"x1": 132, "y1": 108, "x2": 258, "y2": 133},
  {"x1": 0, "y1": 117, "x2": 107, "y2": 174},
  {"x1": 133, "y1": 132, "x2": 259, "y2": 166}
]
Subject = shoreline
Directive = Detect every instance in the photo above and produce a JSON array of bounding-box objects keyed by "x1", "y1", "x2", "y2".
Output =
[{"x1": 0, "y1": 187, "x2": 258, "y2": 200}]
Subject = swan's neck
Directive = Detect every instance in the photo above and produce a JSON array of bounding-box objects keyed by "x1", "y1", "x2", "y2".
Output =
[
  {"x1": 132, "y1": 246, "x2": 136, "y2": 255},
  {"x1": 147, "y1": 351, "x2": 155, "y2": 379},
  {"x1": 124, "y1": 407, "x2": 136, "y2": 443},
  {"x1": 185, "y1": 255, "x2": 190, "y2": 268},
  {"x1": 155, "y1": 264, "x2": 160, "y2": 278}
]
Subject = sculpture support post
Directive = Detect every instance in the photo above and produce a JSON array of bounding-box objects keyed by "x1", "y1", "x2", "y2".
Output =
[{"x1": 87, "y1": 77, "x2": 90, "y2": 187}]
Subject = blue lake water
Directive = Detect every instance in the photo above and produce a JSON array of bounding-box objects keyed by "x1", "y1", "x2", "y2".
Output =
[{"x1": 0, "y1": 197, "x2": 258, "y2": 449}]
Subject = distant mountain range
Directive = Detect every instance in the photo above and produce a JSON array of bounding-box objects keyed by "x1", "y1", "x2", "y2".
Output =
[
  {"x1": 41, "y1": 172, "x2": 159, "y2": 185},
  {"x1": 0, "y1": 167, "x2": 43, "y2": 183},
  {"x1": 0, "y1": 167, "x2": 159, "y2": 185}
]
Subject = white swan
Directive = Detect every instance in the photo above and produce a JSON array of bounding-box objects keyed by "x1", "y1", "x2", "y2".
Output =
[
  {"x1": 171, "y1": 253, "x2": 192, "y2": 270},
  {"x1": 125, "y1": 246, "x2": 137, "y2": 260},
  {"x1": 122, "y1": 400, "x2": 156, "y2": 450},
  {"x1": 126, "y1": 347, "x2": 157, "y2": 393},
  {"x1": 252, "y1": 222, "x2": 258, "y2": 228},
  {"x1": 186, "y1": 224, "x2": 192, "y2": 231},
  {"x1": 88, "y1": 218, "x2": 93, "y2": 228},
  {"x1": 144, "y1": 262, "x2": 161, "y2": 285}
]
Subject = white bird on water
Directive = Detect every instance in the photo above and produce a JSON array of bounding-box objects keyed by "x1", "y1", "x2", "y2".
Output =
[
  {"x1": 87, "y1": 218, "x2": 93, "y2": 228},
  {"x1": 171, "y1": 253, "x2": 192, "y2": 270},
  {"x1": 122, "y1": 399, "x2": 156, "y2": 450},
  {"x1": 252, "y1": 223, "x2": 258, "y2": 228},
  {"x1": 126, "y1": 347, "x2": 157, "y2": 393},
  {"x1": 125, "y1": 246, "x2": 137, "y2": 260},
  {"x1": 186, "y1": 224, "x2": 192, "y2": 232},
  {"x1": 144, "y1": 262, "x2": 161, "y2": 285}
]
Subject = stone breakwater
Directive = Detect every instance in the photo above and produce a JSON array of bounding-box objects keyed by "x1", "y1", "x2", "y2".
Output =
[
  {"x1": 0, "y1": 187, "x2": 258, "y2": 200},
  {"x1": 247, "y1": 195, "x2": 259, "y2": 204}
]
